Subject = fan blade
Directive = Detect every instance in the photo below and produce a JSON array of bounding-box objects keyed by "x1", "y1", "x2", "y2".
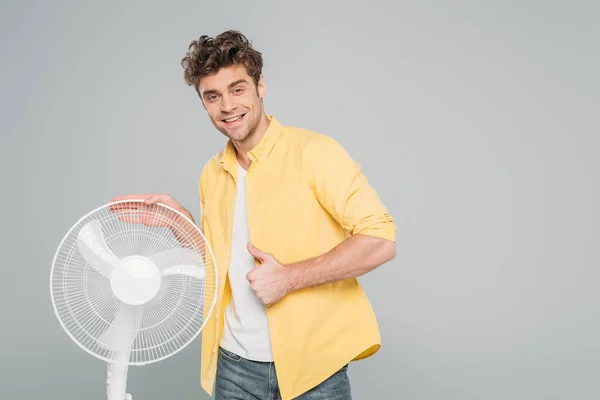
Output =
[
  {"x1": 149, "y1": 248, "x2": 206, "y2": 280},
  {"x1": 162, "y1": 264, "x2": 206, "y2": 280},
  {"x1": 77, "y1": 219, "x2": 120, "y2": 277},
  {"x1": 99, "y1": 303, "x2": 143, "y2": 356}
]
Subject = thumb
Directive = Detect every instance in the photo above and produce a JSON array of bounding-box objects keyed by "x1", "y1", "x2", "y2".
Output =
[{"x1": 247, "y1": 242, "x2": 267, "y2": 261}]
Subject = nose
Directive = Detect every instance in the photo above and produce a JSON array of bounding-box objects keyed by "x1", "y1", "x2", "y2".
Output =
[{"x1": 220, "y1": 94, "x2": 236, "y2": 114}]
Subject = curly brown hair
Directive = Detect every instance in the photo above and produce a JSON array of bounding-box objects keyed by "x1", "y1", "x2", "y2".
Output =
[{"x1": 181, "y1": 30, "x2": 263, "y2": 95}]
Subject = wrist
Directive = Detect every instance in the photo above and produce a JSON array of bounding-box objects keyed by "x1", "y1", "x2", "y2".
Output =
[{"x1": 282, "y1": 263, "x2": 300, "y2": 292}]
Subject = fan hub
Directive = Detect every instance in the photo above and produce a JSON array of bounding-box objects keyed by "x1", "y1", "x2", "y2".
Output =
[{"x1": 110, "y1": 255, "x2": 161, "y2": 305}]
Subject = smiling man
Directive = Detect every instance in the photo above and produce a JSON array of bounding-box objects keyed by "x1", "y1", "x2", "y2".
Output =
[{"x1": 115, "y1": 30, "x2": 396, "y2": 400}]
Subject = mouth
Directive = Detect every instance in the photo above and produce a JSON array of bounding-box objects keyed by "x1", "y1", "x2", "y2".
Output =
[{"x1": 222, "y1": 113, "x2": 247, "y2": 126}]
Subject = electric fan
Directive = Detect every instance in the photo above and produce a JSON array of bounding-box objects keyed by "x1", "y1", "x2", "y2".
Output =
[{"x1": 50, "y1": 199, "x2": 218, "y2": 400}]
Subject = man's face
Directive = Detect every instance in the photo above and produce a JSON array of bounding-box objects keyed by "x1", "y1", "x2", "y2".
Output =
[{"x1": 198, "y1": 64, "x2": 266, "y2": 143}]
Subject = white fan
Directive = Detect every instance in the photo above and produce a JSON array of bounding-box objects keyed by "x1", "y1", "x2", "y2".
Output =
[{"x1": 50, "y1": 200, "x2": 218, "y2": 400}]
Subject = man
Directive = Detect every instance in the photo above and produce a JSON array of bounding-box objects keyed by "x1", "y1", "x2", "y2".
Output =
[{"x1": 114, "y1": 30, "x2": 396, "y2": 400}]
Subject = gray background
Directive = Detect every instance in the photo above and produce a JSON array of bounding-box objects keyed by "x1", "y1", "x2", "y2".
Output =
[{"x1": 1, "y1": 1, "x2": 598, "y2": 399}]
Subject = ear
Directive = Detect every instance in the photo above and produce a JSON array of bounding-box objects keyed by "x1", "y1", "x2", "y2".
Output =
[{"x1": 257, "y1": 74, "x2": 266, "y2": 99}]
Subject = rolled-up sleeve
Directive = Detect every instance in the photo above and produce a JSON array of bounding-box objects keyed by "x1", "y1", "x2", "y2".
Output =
[{"x1": 307, "y1": 134, "x2": 396, "y2": 243}]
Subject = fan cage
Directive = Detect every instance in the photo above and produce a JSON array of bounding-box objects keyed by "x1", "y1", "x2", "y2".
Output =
[{"x1": 50, "y1": 200, "x2": 218, "y2": 366}]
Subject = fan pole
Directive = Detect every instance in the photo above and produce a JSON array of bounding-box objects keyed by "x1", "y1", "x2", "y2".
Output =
[{"x1": 107, "y1": 361, "x2": 132, "y2": 400}]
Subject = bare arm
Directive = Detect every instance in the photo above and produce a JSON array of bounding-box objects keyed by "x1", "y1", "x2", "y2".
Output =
[{"x1": 284, "y1": 234, "x2": 395, "y2": 291}]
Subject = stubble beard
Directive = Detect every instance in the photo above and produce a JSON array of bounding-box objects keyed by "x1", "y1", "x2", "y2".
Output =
[{"x1": 228, "y1": 111, "x2": 259, "y2": 144}]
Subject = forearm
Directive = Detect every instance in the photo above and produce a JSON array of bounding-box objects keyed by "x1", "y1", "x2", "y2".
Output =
[{"x1": 285, "y1": 234, "x2": 396, "y2": 291}]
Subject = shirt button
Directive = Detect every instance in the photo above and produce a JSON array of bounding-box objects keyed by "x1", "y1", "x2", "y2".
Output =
[{"x1": 225, "y1": 246, "x2": 229, "y2": 251}]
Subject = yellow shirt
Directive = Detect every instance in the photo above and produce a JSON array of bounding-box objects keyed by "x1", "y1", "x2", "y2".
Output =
[{"x1": 198, "y1": 115, "x2": 396, "y2": 399}]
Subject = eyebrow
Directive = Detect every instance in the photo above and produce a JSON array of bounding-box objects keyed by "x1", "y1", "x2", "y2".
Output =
[{"x1": 202, "y1": 79, "x2": 249, "y2": 97}]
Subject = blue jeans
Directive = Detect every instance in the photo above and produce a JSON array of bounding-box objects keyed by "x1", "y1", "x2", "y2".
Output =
[{"x1": 215, "y1": 347, "x2": 352, "y2": 399}]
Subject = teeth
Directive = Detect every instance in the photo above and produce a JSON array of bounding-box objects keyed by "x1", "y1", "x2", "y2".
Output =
[{"x1": 225, "y1": 115, "x2": 243, "y2": 123}]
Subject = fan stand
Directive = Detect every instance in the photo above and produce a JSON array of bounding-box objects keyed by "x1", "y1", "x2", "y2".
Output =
[
  {"x1": 107, "y1": 357, "x2": 132, "y2": 400},
  {"x1": 105, "y1": 256, "x2": 159, "y2": 400}
]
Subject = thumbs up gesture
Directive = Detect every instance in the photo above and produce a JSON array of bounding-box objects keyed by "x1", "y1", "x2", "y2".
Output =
[{"x1": 246, "y1": 242, "x2": 292, "y2": 305}]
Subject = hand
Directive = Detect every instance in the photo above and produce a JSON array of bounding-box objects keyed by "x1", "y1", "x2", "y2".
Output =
[
  {"x1": 109, "y1": 193, "x2": 193, "y2": 227},
  {"x1": 246, "y1": 242, "x2": 291, "y2": 305}
]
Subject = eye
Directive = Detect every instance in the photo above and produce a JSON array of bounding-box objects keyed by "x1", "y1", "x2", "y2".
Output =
[
  {"x1": 233, "y1": 87, "x2": 244, "y2": 95},
  {"x1": 206, "y1": 94, "x2": 218, "y2": 102}
]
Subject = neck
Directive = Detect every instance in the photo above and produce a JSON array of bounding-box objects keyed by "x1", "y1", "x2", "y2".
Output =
[{"x1": 233, "y1": 113, "x2": 270, "y2": 168}]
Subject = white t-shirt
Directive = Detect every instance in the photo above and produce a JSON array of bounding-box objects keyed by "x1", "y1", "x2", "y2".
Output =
[{"x1": 219, "y1": 162, "x2": 274, "y2": 361}]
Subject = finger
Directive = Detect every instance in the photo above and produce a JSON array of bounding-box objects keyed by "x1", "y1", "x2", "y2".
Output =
[
  {"x1": 109, "y1": 203, "x2": 139, "y2": 213},
  {"x1": 247, "y1": 242, "x2": 268, "y2": 261},
  {"x1": 109, "y1": 201, "x2": 147, "y2": 214},
  {"x1": 112, "y1": 194, "x2": 152, "y2": 202},
  {"x1": 110, "y1": 195, "x2": 151, "y2": 212},
  {"x1": 144, "y1": 195, "x2": 160, "y2": 205},
  {"x1": 112, "y1": 203, "x2": 146, "y2": 218}
]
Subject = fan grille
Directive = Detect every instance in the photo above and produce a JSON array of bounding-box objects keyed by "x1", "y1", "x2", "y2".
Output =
[{"x1": 50, "y1": 200, "x2": 218, "y2": 365}]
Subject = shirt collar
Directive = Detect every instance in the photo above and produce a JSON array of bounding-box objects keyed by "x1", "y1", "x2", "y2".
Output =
[{"x1": 219, "y1": 114, "x2": 283, "y2": 173}]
